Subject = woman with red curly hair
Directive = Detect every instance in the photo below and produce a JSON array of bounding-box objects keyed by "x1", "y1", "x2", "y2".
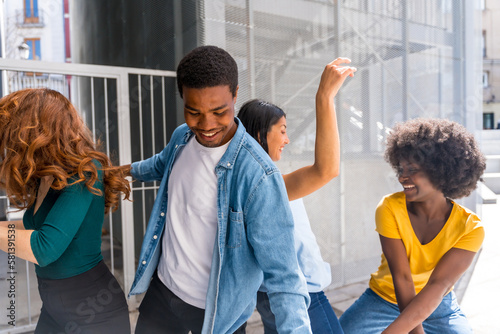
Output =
[{"x1": 0, "y1": 88, "x2": 131, "y2": 333}]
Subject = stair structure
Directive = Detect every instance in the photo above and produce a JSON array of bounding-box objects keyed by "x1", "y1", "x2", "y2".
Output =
[{"x1": 481, "y1": 131, "x2": 500, "y2": 202}]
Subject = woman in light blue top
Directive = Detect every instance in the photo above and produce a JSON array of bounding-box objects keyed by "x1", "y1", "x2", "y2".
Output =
[{"x1": 238, "y1": 58, "x2": 356, "y2": 333}]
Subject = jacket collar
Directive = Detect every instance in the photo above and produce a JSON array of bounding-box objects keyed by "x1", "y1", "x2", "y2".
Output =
[{"x1": 181, "y1": 118, "x2": 245, "y2": 170}]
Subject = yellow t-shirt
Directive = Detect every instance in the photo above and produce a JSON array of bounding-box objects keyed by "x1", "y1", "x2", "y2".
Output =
[{"x1": 369, "y1": 192, "x2": 484, "y2": 304}]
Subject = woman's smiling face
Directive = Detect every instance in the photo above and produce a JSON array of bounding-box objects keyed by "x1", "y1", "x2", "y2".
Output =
[
  {"x1": 266, "y1": 116, "x2": 289, "y2": 162},
  {"x1": 397, "y1": 160, "x2": 441, "y2": 202}
]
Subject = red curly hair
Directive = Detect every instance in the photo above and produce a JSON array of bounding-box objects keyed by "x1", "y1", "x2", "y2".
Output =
[{"x1": 0, "y1": 88, "x2": 130, "y2": 213}]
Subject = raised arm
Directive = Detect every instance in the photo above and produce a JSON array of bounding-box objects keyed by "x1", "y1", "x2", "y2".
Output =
[
  {"x1": 283, "y1": 58, "x2": 356, "y2": 201},
  {"x1": 380, "y1": 235, "x2": 425, "y2": 334},
  {"x1": 382, "y1": 247, "x2": 478, "y2": 334}
]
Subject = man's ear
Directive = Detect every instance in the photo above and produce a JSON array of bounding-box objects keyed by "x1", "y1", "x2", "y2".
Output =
[
  {"x1": 257, "y1": 132, "x2": 260, "y2": 143},
  {"x1": 233, "y1": 85, "x2": 239, "y2": 103}
]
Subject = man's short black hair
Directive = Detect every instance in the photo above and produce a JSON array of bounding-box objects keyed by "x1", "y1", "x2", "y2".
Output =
[{"x1": 176, "y1": 45, "x2": 238, "y2": 98}]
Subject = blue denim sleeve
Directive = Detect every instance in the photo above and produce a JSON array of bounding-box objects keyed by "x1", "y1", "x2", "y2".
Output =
[
  {"x1": 130, "y1": 147, "x2": 170, "y2": 182},
  {"x1": 246, "y1": 172, "x2": 312, "y2": 333},
  {"x1": 131, "y1": 126, "x2": 186, "y2": 182}
]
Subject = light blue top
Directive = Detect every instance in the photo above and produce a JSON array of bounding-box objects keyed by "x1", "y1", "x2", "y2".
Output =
[
  {"x1": 129, "y1": 119, "x2": 311, "y2": 334},
  {"x1": 290, "y1": 199, "x2": 332, "y2": 293}
]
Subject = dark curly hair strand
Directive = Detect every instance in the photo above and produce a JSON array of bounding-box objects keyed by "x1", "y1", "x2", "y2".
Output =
[{"x1": 385, "y1": 118, "x2": 486, "y2": 199}]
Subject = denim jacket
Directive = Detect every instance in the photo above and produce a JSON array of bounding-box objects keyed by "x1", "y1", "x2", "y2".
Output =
[{"x1": 129, "y1": 119, "x2": 311, "y2": 333}]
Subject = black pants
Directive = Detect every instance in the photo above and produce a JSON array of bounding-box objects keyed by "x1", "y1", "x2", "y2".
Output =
[
  {"x1": 135, "y1": 272, "x2": 246, "y2": 334},
  {"x1": 35, "y1": 260, "x2": 130, "y2": 334}
]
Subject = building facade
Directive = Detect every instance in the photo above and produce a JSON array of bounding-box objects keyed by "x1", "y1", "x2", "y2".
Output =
[
  {"x1": 482, "y1": 0, "x2": 500, "y2": 129},
  {"x1": 1, "y1": 0, "x2": 70, "y2": 94}
]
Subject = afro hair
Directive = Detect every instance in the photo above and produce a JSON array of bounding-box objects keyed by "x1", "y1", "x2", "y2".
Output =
[{"x1": 384, "y1": 118, "x2": 486, "y2": 199}]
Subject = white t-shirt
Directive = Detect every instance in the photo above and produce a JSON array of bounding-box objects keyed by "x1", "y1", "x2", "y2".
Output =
[
  {"x1": 290, "y1": 199, "x2": 331, "y2": 292},
  {"x1": 157, "y1": 136, "x2": 230, "y2": 309}
]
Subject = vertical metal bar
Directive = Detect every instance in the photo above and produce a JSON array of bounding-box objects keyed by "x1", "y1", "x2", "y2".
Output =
[
  {"x1": 138, "y1": 75, "x2": 146, "y2": 234},
  {"x1": 104, "y1": 78, "x2": 115, "y2": 275},
  {"x1": 91, "y1": 77, "x2": 96, "y2": 143},
  {"x1": 173, "y1": 0, "x2": 183, "y2": 67},
  {"x1": 150, "y1": 75, "x2": 158, "y2": 198},
  {"x1": 438, "y1": 47, "x2": 443, "y2": 118},
  {"x1": 270, "y1": 64, "x2": 276, "y2": 104},
  {"x1": 116, "y1": 72, "x2": 137, "y2": 309},
  {"x1": 75, "y1": 76, "x2": 81, "y2": 113},
  {"x1": 162, "y1": 77, "x2": 167, "y2": 149},
  {"x1": 381, "y1": 65, "x2": 386, "y2": 130},
  {"x1": 173, "y1": 0, "x2": 184, "y2": 124},
  {"x1": 402, "y1": 0, "x2": 409, "y2": 121},
  {"x1": 26, "y1": 261, "x2": 31, "y2": 324},
  {"x1": 246, "y1": 0, "x2": 256, "y2": 99},
  {"x1": 362, "y1": 70, "x2": 370, "y2": 152},
  {"x1": 452, "y1": 0, "x2": 464, "y2": 124},
  {"x1": 334, "y1": 0, "x2": 346, "y2": 286}
]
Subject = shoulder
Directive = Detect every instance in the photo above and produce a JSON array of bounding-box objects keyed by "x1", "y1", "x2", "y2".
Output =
[
  {"x1": 377, "y1": 192, "x2": 405, "y2": 212},
  {"x1": 237, "y1": 133, "x2": 279, "y2": 175},
  {"x1": 225, "y1": 119, "x2": 279, "y2": 177},
  {"x1": 170, "y1": 124, "x2": 191, "y2": 143},
  {"x1": 450, "y1": 201, "x2": 482, "y2": 230}
]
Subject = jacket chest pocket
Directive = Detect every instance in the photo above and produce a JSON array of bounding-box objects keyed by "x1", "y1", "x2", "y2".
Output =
[{"x1": 226, "y1": 209, "x2": 243, "y2": 248}]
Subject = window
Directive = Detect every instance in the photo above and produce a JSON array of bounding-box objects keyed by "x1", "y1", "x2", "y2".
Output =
[
  {"x1": 24, "y1": 38, "x2": 41, "y2": 60},
  {"x1": 483, "y1": 71, "x2": 489, "y2": 88},
  {"x1": 23, "y1": 38, "x2": 41, "y2": 76},
  {"x1": 483, "y1": 113, "x2": 494, "y2": 130},
  {"x1": 24, "y1": 0, "x2": 39, "y2": 24},
  {"x1": 482, "y1": 31, "x2": 486, "y2": 58}
]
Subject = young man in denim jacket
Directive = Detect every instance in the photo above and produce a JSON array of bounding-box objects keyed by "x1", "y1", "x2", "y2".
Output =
[{"x1": 128, "y1": 45, "x2": 311, "y2": 334}]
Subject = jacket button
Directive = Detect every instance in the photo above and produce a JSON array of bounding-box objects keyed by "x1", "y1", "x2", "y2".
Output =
[
  {"x1": 175, "y1": 145, "x2": 178, "y2": 148},
  {"x1": 227, "y1": 162, "x2": 231, "y2": 167},
  {"x1": 160, "y1": 212, "x2": 165, "y2": 217},
  {"x1": 153, "y1": 235, "x2": 158, "y2": 239},
  {"x1": 142, "y1": 260, "x2": 147, "y2": 265}
]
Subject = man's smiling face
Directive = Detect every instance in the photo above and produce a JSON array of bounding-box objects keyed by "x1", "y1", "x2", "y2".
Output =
[{"x1": 183, "y1": 85, "x2": 238, "y2": 147}]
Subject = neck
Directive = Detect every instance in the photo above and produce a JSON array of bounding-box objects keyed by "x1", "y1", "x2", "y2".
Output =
[{"x1": 408, "y1": 193, "x2": 450, "y2": 220}]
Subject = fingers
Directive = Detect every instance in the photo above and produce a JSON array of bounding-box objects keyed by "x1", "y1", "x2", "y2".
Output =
[
  {"x1": 326, "y1": 58, "x2": 357, "y2": 79},
  {"x1": 339, "y1": 66, "x2": 357, "y2": 77},
  {"x1": 330, "y1": 57, "x2": 351, "y2": 66}
]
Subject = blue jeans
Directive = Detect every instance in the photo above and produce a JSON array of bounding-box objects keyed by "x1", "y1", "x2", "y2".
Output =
[
  {"x1": 339, "y1": 288, "x2": 472, "y2": 334},
  {"x1": 257, "y1": 291, "x2": 344, "y2": 334}
]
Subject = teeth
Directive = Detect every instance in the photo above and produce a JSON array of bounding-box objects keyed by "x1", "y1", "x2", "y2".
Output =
[
  {"x1": 403, "y1": 185, "x2": 415, "y2": 189},
  {"x1": 202, "y1": 132, "x2": 216, "y2": 137}
]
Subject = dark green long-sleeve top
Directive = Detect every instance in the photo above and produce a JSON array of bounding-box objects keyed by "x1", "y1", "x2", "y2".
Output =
[{"x1": 23, "y1": 167, "x2": 105, "y2": 279}]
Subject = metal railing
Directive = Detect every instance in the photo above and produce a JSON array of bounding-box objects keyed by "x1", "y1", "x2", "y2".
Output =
[{"x1": 0, "y1": 58, "x2": 176, "y2": 332}]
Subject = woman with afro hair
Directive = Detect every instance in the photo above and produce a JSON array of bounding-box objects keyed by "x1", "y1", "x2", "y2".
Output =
[
  {"x1": 0, "y1": 88, "x2": 131, "y2": 333},
  {"x1": 339, "y1": 118, "x2": 486, "y2": 334}
]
